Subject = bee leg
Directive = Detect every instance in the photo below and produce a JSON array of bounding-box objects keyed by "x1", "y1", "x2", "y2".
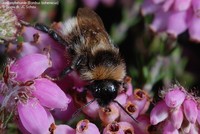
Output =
[
  {"x1": 43, "y1": 66, "x2": 73, "y2": 81},
  {"x1": 35, "y1": 23, "x2": 68, "y2": 46},
  {"x1": 59, "y1": 66, "x2": 74, "y2": 78},
  {"x1": 20, "y1": 20, "x2": 67, "y2": 46},
  {"x1": 58, "y1": 55, "x2": 85, "y2": 79},
  {"x1": 43, "y1": 65, "x2": 74, "y2": 81}
]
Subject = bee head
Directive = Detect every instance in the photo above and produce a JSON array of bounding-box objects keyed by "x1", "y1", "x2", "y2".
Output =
[{"x1": 87, "y1": 79, "x2": 120, "y2": 107}]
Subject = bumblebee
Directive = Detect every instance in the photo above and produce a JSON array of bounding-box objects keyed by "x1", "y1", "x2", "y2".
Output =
[{"x1": 21, "y1": 8, "x2": 137, "y2": 122}]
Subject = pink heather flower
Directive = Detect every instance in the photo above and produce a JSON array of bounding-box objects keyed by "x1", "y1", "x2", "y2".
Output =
[
  {"x1": 103, "y1": 121, "x2": 134, "y2": 134},
  {"x1": 103, "y1": 122, "x2": 124, "y2": 134},
  {"x1": 132, "y1": 115, "x2": 150, "y2": 134},
  {"x1": 163, "y1": 120, "x2": 179, "y2": 134},
  {"x1": 51, "y1": 96, "x2": 77, "y2": 121},
  {"x1": 141, "y1": 0, "x2": 200, "y2": 42},
  {"x1": 76, "y1": 119, "x2": 100, "y2": 134},
  {"x1": 113, "y1": 76, "x2": 133, "y2": 106},
  {"x1": 98, "y1": 103, "x2": 120, "y2": 125},
  {"x1": 122, "y1": 76, "x2": 133, "y2": 96},
  {"x1": 6, "y1": 25, "x2": 88, "y2": 122},
  {"x1": 197, "y1": 108, "x2": 200, "y2": 125},
  {"x1": 150, "y1": 85, "x2": 200, "y2": 132},
  {"x1": 129, "y1": 88, "x2": 151, "y2": 114},
  {"x1": 74, "y1": 91, "x2": 99, "y2": 119},
  {"x1": 164, "y1": 87, "x2": 186, "y2": 108},
  {"x1": 14, "y1": 26, "x2": 71, "y2": 77},
  {"x1": 17, "y1": 100, "x2": 54, "y2": 134},
  {"x1": 82, "y1": 0, "x2": 115, "y2": 9},
  {"x1": 114, "y1": 92, "x2": 128, "y2": 106},
  {"x1": 0, "y1": 53, "x2": 71, "y2": 133},
  {"x1": 119, "y1": 101, "x2": 139, "y2": 123},
  {"x1": 7, "y1": 26, "x2": 88, "y2": 90},
  {"x1": 15, "y1": 109, "x2": 55, "y2": 134}
]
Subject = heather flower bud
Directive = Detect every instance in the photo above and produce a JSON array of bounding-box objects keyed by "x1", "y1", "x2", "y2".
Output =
[
  {"x1": 164, "y1": 87, "x2": 186, "y2": 108},
  {"x1": 183, "y1": 98, "x2": 198, "y2": 124},
  {"x1": 98, "y1": 103, "x2": 120, "y2": 125},
  {"x1": 170, "y1": 106, "x2": 183, "y2": 129},
  {"x1": 76, "y1": 119, "x2": 100, "y2": 134},
  {"x1": 150, "y1": 100, "x2": 169, "y2": 125}
]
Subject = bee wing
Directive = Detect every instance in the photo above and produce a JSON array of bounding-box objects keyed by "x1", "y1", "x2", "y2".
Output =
[{"x1": 77, "y1": 8, "x2": 111, "y2": 46}]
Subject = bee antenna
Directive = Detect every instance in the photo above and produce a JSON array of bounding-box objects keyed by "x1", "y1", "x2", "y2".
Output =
[
  {"x1": 71, "y1": 99, "x2": 96, "y2": 120},
  {"x1": 113, "y1": 100, "x2": 139, "y2": 123}
]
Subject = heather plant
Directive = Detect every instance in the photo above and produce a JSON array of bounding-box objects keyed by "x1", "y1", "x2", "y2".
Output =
[
  {"x1": 0, "y1": 0, "x2": 200, "y2": 134},
  {"x1": 150, "y1": 85, "x2": 200, "y2": 133}
]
